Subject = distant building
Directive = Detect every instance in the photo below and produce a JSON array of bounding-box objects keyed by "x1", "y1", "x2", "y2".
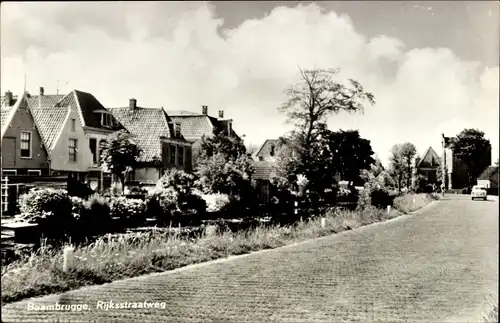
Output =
[
  {"x1": 166, "y1": 106, "x2": 239, "y2": 167},
  {"x1": 441, "y1": 133, "x2": 492, "y2": 189},
  {"x1": 415, "y1": 146, "x2": 441, "y2": 184}
]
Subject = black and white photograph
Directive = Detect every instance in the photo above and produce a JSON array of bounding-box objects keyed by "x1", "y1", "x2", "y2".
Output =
[{"x1": 0, "y1": 1, "x2": 498, "y2": 322}]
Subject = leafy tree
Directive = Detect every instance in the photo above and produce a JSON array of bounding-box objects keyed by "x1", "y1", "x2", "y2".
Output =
[
  {"x1": 276, "y1": 67, "x2": 375, "y2": 203},
  {"x1": 100, "y1": 130, "x2": 142, "y2": 194},
  {"x1": 452, "y1": 128, "x2": 491, "y2": 187},
  {"x1": 389, "y1": 142, "x2": 417, "y2": 190},
  {"x1": 195, "y1": 126, "x2": 254, "y2": 197},
  {"x1": 327, "y1": 130, "x2": 375, "y2": 187},
  {"x1": 370, "y1": 157, "x2": 385, "y2": 178}
]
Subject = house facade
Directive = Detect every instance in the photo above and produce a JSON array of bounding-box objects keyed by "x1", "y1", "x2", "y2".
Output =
[
  {"x1": 167, "y1": 105, "x2": 239, "y2": 167},
  {"x1": 109, "y1": 99, "x2": 192, "y2": 185},
  {"x1": 1, "y1": 91, "x2": 50, "y2": 177}
]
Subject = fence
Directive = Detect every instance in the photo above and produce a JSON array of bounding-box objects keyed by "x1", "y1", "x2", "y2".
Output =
[{"x1": 1, "y1": 177, "x2": 8, "y2": 213}]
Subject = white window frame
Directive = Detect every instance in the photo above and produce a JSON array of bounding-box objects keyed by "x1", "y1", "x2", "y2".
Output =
[
  {"x1": 27, "y1": 170, "x2": 42, "y2": 176},
  {"x1": 2, "y1": 169, "x2": 17, "y2": 176},
  {"x1": 20, "y1": 131, "x2": 32, "y2": 159}
]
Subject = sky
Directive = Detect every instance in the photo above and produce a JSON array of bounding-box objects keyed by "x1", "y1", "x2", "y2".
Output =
[{"x1": 1, "y1": 1, "x2": 499, "y2": 167}]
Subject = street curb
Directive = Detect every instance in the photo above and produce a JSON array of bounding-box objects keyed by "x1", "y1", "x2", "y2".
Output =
[{"x1": 7, "y1": 199, "x2": 442, "y2": 303}]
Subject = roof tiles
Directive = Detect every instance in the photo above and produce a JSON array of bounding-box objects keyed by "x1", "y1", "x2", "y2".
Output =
[{"x1": 109, "y1": 107, "x2": 174, "y2": 163}]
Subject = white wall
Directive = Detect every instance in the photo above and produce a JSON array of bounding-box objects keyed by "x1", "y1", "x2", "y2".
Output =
[
  {"x1": 134, "y1": 167, "x2": 161, "y2": 182},
  {"x1": 477, "y1": 179, "x2": 491, "y2": 188},
  {"x1": 50, "y1": 107, "x2": 93, "y2": 172}
]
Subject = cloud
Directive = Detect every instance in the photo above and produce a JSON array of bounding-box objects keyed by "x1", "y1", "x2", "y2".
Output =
[{"x1": 1, "y1": 2, "x2": 498, "y2": 167}]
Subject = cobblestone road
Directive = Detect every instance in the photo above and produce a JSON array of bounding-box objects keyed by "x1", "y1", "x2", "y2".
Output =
[{"x1": 2, "y1": 195, "x2": 498, "y2": 322}]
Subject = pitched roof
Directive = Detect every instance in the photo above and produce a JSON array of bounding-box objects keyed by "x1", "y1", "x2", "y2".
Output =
[
  {"x1": 253, "y1": 160, "x2": 276, "y2": 180},
  {"x1": 1, "y1": 92, "x2": 29, "y2": 140},
  {"x1": 73, "y1": 90, "x2": 116, "y2": 128},
  {"x1": 478, "y1": 166, "x2": 498, "y2": 181},
  {"x1": 168, "y1": 114, "x2": 217, "y2": 141},
  {"x1": 30, "y1": 105, "x2": 69, "y2": 150},
  {"x1": 255, "y1": 139, "x2": 280, "y2": 158},
  {"x1": 417, "y1": 146, "x2": 441, "y2": 168},
  {"x1": 166, "y1": 110, "x2": 239, "y2": 141},
  {"x1": 1, "y1": 106, "x2": 13, "y2": 130},
  {"x1": 1, "y1": 94, "x2": 18, "y2": 108},
  {"x1": 109, "y1": 107, "x2": 175, "y2": 163},
  {"x1": 26, "y1": 94, "x2": 65, "y2": 110}
]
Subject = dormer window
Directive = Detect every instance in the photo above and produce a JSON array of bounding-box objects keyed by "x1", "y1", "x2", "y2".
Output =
[
  {"x1": 100, "y1": 113, "x2": 113, "y2": 127},
  {"x1": 270, "y1": 144, "x2": 275, "y2": 157}
]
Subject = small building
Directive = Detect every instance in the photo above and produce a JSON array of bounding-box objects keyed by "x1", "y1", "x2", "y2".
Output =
[{"x1": 109, "y1": 99, "x2": 192, "y2": 185}]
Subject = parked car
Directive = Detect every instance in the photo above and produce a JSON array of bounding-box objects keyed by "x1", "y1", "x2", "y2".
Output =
[{"x1": 471, "y1": 185, "x2": 487, "y2": 201}]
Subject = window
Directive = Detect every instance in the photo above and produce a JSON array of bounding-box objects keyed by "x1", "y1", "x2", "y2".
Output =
[
  {"x1": 101, "y1": 113, "x2": 112, "y2": 127},
  {"x1": 178, "y1": 146, "x2": 185, "y2": 165},
  {"x1": 89, "y1": 138, "x2": 97, "y2": 165},
  {"x1": 270, "y1": 144, "x2": 275, "y2": 157},
  {"x1": 71, "y1": 118, "x2": 76, "y2": 132},
  {"x1": 20, "y1": 131, "x2": 32, "y2": 158},
  {"x1": 27, "y1": 170, "x2": 41, "y2": 176},
  {"x1": 69, "y1": 139, "x2": 77, "y2": 162},
  {"x1": 2, "y1": 169, "x2": 17, "y2": 176},
  {"x1": 170, "y1": 145, "x2": 177, "y2": 165}
]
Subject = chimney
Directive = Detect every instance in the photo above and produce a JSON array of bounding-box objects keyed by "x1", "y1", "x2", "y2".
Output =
[
  {"x1": 129, "y1": 98, "x2": 137, "y2": 111},
  {"x1": 175, "y1": 122, "x2": 181, "y2": 138},
  {"x1": 202, "y1": 105, "x2": 208, "y2": 115},
  {"x1": 4, "y1": 91, "x2": 13, "y2": 106},
  {"x1": 39, "y1": 87, "x2": 44, "y2": 96},
  {"x1": 218, "y1": 110, "x2": 224, "y2": 119}
]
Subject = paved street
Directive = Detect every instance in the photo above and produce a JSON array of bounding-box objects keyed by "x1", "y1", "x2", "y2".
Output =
[{"x1": 2, "y1": 195, "x2": 498, "y2": 323}]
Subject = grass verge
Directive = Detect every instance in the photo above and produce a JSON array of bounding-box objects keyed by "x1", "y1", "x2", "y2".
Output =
[{"x1": 1, "y1": 193, "x2": 435, "y2": 304}]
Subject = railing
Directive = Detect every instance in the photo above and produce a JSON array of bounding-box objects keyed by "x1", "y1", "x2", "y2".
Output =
[{"x1": 1, "y1": 177, "x2": 8, "y2": 213}]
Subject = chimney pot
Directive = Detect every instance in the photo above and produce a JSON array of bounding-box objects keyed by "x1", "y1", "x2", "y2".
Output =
[
  {"x1": 202, "y1": 105, "x2": 208, "y2": 115},
  {"x1": 218, "y1": 110, "x2": 224, "y2": 119},
  {"x1": 39, "y1": 87, "x2": 44, "y2": 96},
  {"x1": 129, "y1": 98, "x2": 137, "y2": 111}
]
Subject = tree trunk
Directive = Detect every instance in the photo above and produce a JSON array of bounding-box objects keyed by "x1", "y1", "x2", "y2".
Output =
[{"x1": 119, "y1": 175, "x2": 125, "y2": 196}]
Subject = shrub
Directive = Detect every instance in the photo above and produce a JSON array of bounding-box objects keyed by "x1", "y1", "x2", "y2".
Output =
[
  {"x1": 200, "y1": 193, "x2": 231, "y2": 212},
  {"x1": 157, "y1": 169, "x2": 198, "y2": 194},
  {"x1": 18, "y1": 188, "x2": 74, "y2": 239},
  {"x1": 70, "y1": 196, "x2": 86, "y2": 218},
  {"x1": 109, "y1": 196, "x2": 147, "y2": 227},
  {"x1": 78, "y1": 194, "x2": 112, "y2": 235}
]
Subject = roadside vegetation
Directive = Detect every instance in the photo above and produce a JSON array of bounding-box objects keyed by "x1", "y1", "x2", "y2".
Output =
[{"x1": 1, "y1": 193, "x2": 437, "y2": 304}]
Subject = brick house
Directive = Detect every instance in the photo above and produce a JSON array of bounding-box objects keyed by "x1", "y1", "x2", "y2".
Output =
[
  {"x1": 109, "y1": 99, "x2": 192, "y2": 185},
  {"x1": 1, "y1": 91, "x2": 50, "y2": 177},
  {"x1": 166, "y1": 106, "x2": 239, "y2": 167}
]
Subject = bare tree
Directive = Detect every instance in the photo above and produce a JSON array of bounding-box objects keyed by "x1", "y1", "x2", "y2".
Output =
[{"x1": 279, "y1": 67, "x2": 375, "y2": 162}]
